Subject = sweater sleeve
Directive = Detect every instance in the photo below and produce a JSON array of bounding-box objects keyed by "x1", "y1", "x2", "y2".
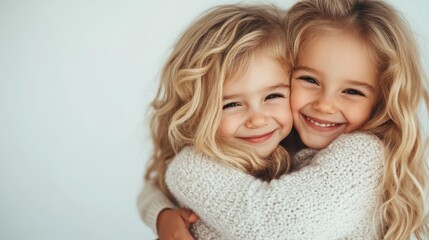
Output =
[
  {"x1": 165, "y1": 132, "x2": 384, "y2": 239},
  {"x1": 137, "y1": 179, "x2": 177, "y2": 234}
]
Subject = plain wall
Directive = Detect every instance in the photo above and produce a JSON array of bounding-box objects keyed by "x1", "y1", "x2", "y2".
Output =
[{"x1": 0, "y1": 0, "x2": 428, "y2": 239}]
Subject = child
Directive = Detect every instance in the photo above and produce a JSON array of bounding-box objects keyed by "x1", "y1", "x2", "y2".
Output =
[
  {"x1": 139, "y1": 4, "x2": 294, "y2": 239},
  {"x1": 162, "y1": 0, "x2": 429, "y2": 239}
]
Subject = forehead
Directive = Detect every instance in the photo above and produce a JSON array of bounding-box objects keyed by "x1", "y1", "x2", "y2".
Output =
[
  {"x1": 299, "y1": 32, "x2": 377, "y2": 85},
  {"x1": 223, "y1": 52, "x2": 289, "y2": 94},
  {"x1": 225, "y1": 43, "x2": 290, "y2": 83}
]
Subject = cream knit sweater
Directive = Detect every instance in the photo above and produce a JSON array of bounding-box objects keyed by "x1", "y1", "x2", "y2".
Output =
[{"x1": 140, "y1": 133, "x2": 384, "y2": 239}]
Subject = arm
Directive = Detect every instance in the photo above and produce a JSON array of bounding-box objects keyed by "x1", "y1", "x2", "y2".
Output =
[
  {"x1": 165, "y1": 133, "x2": 384, "y2": 239},
  {"x1": 137, "y1": 180, "x2": 178, "y2": 233},
  {"x1": 137, "y1": 179, "x2": 199, "y2": 240}
]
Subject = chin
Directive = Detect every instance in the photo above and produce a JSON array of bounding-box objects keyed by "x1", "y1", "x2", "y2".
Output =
[
  {"x1": 302, "y1": 137, "x2": 332, "y2": 150},
  {"x1": 256, "y1": 149, "x2": 275, "y2": 157}
]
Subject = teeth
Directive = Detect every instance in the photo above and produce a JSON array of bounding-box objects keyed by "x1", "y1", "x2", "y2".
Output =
[{"x1": 306, "y1": 116, "x2": 337, "y2": 128}]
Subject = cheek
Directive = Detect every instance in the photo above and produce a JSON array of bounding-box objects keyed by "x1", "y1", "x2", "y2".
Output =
[
  {"x1": 344, "y1": 103, "x2": 374, "y2": 131},
  {"x1": 217, "y1": 115, "x2": 237, "y2": 138},
  {"x1": 290, "y1": 87, "x2": 308, "y2": 114},
  {"x1": 277, "y1": 103, "x2": 292, "y2": 125},
  {"x1": 271, "y1": 102, "x2": 293, "y2": 137}
]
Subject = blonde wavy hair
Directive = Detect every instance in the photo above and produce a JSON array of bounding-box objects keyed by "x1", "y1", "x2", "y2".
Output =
[
  {"x1": 145, "y1": 4, "x2": 290, "y2": 200},
  {"x1": 285, "y1": 0, "x2": 429, "y2": 239}
]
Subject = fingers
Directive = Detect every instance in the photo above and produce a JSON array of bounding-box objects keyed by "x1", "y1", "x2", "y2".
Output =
[
  {"x1": 178, "y1": 208, "x2": 199, "y2": 229},
  {"x1": 178, "y1": 208, "x2": 198, "y2": 222},
  {"x1": 188, "y1": 213, "x2": 199, "y2": 223}
]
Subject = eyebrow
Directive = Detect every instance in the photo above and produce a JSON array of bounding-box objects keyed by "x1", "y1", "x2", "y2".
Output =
[
  {"x1": 343, "y1": 80, "x2": 376, "y2": 92},
  {"x1": 223, "y1": 83, "x2": 290, "y2": 100},
  {"x1": 293, "y1": 66, "x2": 320, "y2": 75},
  {"x1": 294, "y1": 65, "x2": 375, "y2": 92}
]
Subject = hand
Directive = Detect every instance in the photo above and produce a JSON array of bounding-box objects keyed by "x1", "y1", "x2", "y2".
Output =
[{"x1": 157, "y1": 208, "x2": 199, "y2": 240}]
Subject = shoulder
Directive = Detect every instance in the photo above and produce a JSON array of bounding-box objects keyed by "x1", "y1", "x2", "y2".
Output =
[
  {"x1": 167, "y1": 147, "x2": 220, "y2": 176},
  {"x1": 176, "y1": 146, "x2": 204, "y2": 158},
  {"x1": 174, "y1": 146, "x2": 215, "y2": 165},
  {"x1": 326, "y1": 132, "x2": 382, "y2": 155},
  {"x1": 316, "y1": 132, "x2": 384, "y2": 170}
]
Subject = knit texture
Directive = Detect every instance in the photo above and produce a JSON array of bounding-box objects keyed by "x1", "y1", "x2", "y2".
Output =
[
  {"x1": 165, "y1": 132, "x2": 384, "y2": 239},
  {"x1": 137, "y1": 180, "x2": 177, "y2": 234}
]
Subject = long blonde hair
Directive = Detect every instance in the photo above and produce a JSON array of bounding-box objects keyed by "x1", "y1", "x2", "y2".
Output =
[
  {"x1": 286, "y1": 0, "x2": 429, "y2": 239},
  {"x1": 145, "y1": 4, "x2": 290, "y2": 200}
]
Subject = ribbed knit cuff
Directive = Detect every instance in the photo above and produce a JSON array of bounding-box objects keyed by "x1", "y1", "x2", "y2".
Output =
[
  {"x1": 137, "y1": 181, "x2": 178, "y2": 234},
  {"x1": 144, "y1": 196, "x2": 177, "y2": 234}
]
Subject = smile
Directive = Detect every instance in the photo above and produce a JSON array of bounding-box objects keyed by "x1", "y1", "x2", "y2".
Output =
[
  {"x1": 238, "y1": 130, "x2": 275, "y2": 144},
  {"x1": 303, "y1": 115, "x2": 343, "y2": 129}
]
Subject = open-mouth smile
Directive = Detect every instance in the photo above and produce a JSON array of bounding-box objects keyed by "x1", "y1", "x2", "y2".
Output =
[{"x1": 302, "y1": 114, "x2": 344, "y2": 131}]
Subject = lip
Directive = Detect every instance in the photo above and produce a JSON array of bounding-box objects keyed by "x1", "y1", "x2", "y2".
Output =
[
  {"x1": 238, "y1": 130, "x2": 276, "y2": 144},
  {"x1": 301, "y1": 114, "x2": 344, "y2": 132}
]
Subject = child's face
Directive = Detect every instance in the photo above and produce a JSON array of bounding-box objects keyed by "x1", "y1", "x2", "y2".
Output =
[
  {"x1": 218, "y1": 52, "x2": 292, "y2": 157},
  {"x1": 291, "y1": 33, "x2": 378, "y2": 149}
]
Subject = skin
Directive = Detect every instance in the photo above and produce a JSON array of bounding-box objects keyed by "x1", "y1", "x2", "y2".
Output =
[
  {"x1": 157, "y1": 52, "x2": 292, "y2": 239},
  {"x1": 156, "y1": 33, "x2": 380, "y2": 239},
  {"x1": 218, "y1": 52, "x2": 292, "y2": 157},
  {"x1": 291, "y1": 32, "x2": 378, "y2": 149},
  {"x1": 156, "y1": 208, "x2": 199, "y2": 240}
]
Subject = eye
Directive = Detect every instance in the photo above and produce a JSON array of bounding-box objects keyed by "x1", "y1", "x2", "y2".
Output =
[
  {"x1": 265, "y1": 93, "x2": 285, "y2": 100},
  {"x1": 222, "y1": 102, "x2": 241, "y2": 109},
  {"x1": 297, "y1": 76, "x2": 318, "y2": 85},
  {"x1": 343, "y1": 89, "x2": 365, "y2": 96}
]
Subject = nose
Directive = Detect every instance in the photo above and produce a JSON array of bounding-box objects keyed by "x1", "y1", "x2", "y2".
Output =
[
  {"x1": 245, "y1": 111, "x2": 269, "y2": 129},
  {"x1": 312, "y1": 94, "x2": 337, "y2": 114}
]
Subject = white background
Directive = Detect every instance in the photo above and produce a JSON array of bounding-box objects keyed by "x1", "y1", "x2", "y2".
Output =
[{"x1": 1, "y1": 0, "x2": 428, "y2": 239}]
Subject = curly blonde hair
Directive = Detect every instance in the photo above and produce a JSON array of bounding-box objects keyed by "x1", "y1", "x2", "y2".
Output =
[
  {"x1": 145, "y1": 4, "x2": 290, "y2": 200},
  {"x1": 285, "y1": 0, "x2": 429, "y2": 239}
]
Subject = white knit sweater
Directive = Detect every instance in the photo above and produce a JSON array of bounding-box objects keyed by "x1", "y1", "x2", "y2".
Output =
[
  {"x1": 137, "y1": 179, "x2": 177, "y2": 233},
  {"x1": 138, "y1": 133, "x2": 381, "y2": 239},
  {"x1": 165, "y1": 133, "x2": 384, "y2": 239}
]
